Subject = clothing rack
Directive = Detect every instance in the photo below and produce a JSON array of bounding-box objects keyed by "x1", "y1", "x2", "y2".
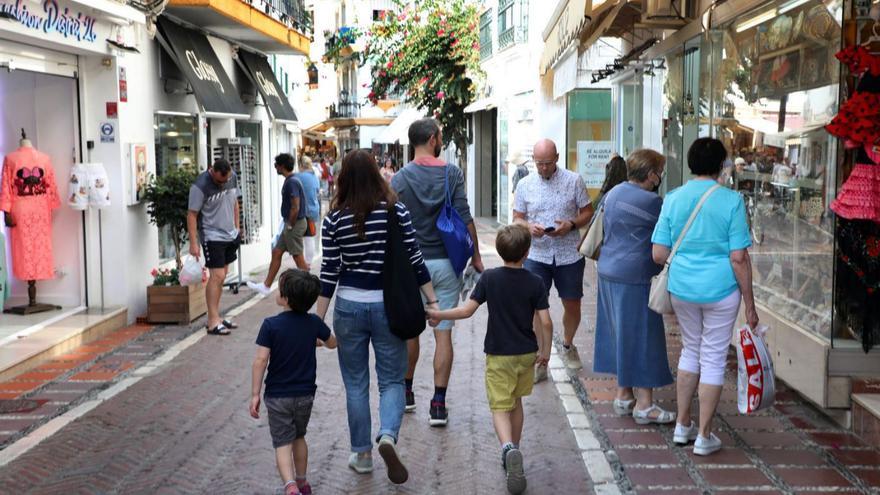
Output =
[{"x1": 213, "y1": 138, "x2": 260, "y2": 293}]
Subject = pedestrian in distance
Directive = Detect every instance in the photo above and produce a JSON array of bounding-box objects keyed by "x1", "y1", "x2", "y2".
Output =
[
  {"x1": 652, "y1": 137, "x2": 759, "y2": 456},
  {"x1": 513, "y1": 138, "x2": 594, "y2": 382},
  {"x1": 427, "y1": 224, "x2": 552, "y2": 495},
  {"x1": 381, "y1": 156, "x2": 396, "y2": 183},
  {"x1": 593, "y1": 149, "x2": 675, "y2": 424},
  {"x1": 316, "y1": 149, "x2": 439, "y2": 485},
  {"x1": 295, "y1": 155, "x2": 322, "y2": 266},
  {"x1": 594, "y1": 154, "x2": 629, "y2": 210},
  {"x1": 250, "y1": 269, "x2": 337, "y2": 495},
  {"x1": 508, "y1": 151, "x2": 529, "y2": 194},
  {"x1": 187, "y1": 158, "x2": 242, "y2": 335},
  {"x1": 247, "y1": 153, "x2": 310, "y2": 296},
  {"x1": 392, "y1": 117, "x2": 484, "y2": 426}
]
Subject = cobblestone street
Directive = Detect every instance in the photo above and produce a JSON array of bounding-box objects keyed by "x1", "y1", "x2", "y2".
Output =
[{"x1": 0, "y1": 226, "x2": 591, "y2": 494}]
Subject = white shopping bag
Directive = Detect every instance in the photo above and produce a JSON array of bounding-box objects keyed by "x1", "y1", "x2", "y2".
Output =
[
  {"x1": 736, "y1": 324, "x2": 775, "y2": 414},
  {"x1": 179, "y1": 256, "x2": 205, "y2": 287}
]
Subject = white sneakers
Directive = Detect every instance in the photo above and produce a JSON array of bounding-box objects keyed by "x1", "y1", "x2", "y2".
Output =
[
  {"x1": 673, "y1": 421, "x2": 699, "y2": 445},
  {"x1": 693, "y1": 433, "x2": 722, "y2": 456},
  {"x1": 673, "y1": 422, "x2": 722, "y2": 456},
  {"x1": 246, "y1": 281, "x2": 272, "y2": 296},
  {"x1": 561, "y1": 345, "x2": 583, "y2": 370}
]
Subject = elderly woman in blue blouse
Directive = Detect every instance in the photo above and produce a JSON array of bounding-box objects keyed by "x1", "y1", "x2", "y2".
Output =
[
  {"x1": 593, "y1": 149, "x2": 675, "y2": 425},
  {"x1": 652, "y1": 138, "x2": 759, "y2": 456}
]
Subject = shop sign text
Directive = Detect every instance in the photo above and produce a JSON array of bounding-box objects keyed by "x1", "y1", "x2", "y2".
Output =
[
  {"x1": 185, "y1": 50, "x2": 224, "y2": 94},
  {"x1": 0, "y1": 0, "x2": 98, "y2": 44},
  {"x1": 577, "y1": 141, "x2": 613, "y2": 189},
  {"x1": 256, "y1": 70, "x2": 282, "y2": 103}
]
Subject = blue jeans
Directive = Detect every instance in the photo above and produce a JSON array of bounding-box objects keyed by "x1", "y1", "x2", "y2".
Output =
[{"x1": 333, "y1": 297, "x2": 407, "y2": 452}]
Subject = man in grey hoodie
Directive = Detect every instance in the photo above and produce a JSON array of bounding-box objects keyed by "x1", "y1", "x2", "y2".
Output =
[{"x1": 392, "y1": 118, "x2": 483, "y2": 427}]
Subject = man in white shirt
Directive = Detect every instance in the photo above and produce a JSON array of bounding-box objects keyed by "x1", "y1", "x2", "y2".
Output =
[{"x1": 513, "y1": 139, "x2": 594, "y2": 382}]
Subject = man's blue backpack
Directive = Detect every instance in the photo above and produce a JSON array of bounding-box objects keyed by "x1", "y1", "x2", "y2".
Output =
[{"x1": 436, "y1": 165, "x2": 474, "y2": 276}]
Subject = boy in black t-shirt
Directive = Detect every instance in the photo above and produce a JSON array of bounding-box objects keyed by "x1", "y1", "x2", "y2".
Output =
[
  {"x1": 427, "y1": 225, "x2": 552, "y2": 495},
  {"x1": 250, "y1": 269, "x2": 337, "y2": 495}
]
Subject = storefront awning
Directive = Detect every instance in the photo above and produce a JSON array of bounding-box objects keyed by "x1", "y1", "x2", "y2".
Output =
[
  {"x1": 540, "y1": 0, "x2": 592, "y2": 75},
  {"x1": 156, "y1": 17, "x2": 249, "y2": 118},
  {"x1": 578, "y1": 1, "x2": 638, "y2": 56},
  {"x1": 374, "y1": 108, "x2": 426, "y2": 145},
  {"x1": 236, "y1": 50, "x2": 298, "y2": 123},
  {"x1": 464, "y1": 96, "x2": 497, "y2": 113}
]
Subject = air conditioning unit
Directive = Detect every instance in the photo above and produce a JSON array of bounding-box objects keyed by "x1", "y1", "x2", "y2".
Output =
[{"x1": 641, "y1": 0, "x2": 690, "y2": 27}]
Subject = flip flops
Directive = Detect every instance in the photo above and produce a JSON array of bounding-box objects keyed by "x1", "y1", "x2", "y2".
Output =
[
  {"x1": 222, "y1": 319, "x2": 238, "y2": 329},
  {"x1": 206, "y1": 324, "x2": 231, "y2": 336}
]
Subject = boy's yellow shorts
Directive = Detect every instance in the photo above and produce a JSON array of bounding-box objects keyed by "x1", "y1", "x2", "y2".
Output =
[{"x1": 485, "y1": 352, "x2": 537, "y2": 412}]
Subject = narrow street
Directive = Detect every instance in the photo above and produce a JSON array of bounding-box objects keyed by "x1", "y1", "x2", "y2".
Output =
[{"x1": 0, "y1": 225, "x2": 591, "y2": 494}]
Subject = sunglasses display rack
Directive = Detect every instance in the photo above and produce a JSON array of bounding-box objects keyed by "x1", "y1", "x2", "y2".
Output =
[{"x1": 214, "y1": 138, "x2": 261, "y2": 245}]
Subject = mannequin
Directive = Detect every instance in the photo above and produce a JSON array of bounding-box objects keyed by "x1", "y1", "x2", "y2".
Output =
[{"x1": 1, "y1": 129, "x2": 61, "y2": 315}]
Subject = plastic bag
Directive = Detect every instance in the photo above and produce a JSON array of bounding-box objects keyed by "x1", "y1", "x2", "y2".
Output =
[
  {"x1": 179, "y1": 256, "x2": 204, "y2": 287},
  {"x1": 736, "y1": 324, "x2": 775, "y2": 414}
]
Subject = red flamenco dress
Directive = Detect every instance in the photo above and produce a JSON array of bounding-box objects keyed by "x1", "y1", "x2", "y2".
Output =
[
  {"x1": 0, "y1": 146, "x2": 61, "y2": 282},
  {"x1": 826, "y1": 46, "x2": 880, "y2": 351}
]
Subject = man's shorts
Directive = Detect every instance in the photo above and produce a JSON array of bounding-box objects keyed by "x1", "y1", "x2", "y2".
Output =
[
  {"x1": 273, "y1": 218, "x2": 308, "y2": 256},
  {"x1": 485, "y1": 353, "x2": 537, "y2": 411},
  {"x1": 424, "y1": 258, "x2": 463, "y2": 331},
  {"x1": 524, "y1": 257, "x2": 585, "y2": 300},
  {"x1": 202, "y1": 240, "x2": 238, "y2": 269},
  {"x1": 265, "y1": 395, "x2": 314, "y2": 448}
]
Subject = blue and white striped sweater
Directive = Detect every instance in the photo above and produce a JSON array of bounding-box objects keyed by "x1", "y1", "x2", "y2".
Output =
[{"x1": 320, "y1": 202, "x2": 431, "y2": 298}]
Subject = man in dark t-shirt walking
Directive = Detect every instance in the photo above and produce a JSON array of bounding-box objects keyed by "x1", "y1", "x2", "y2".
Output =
[
  {"x1": 188, "y1": 159, "x2": 242, "y2": 335},
  {"x1": 248, "y1": 153, "x2": 309, "y2": 297}
]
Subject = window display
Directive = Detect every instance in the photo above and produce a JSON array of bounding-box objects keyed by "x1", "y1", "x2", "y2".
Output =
[
  {"x1": 567, "y1": 90, "x2": 612, "y2": 198},
  {"x1": 704, "y1": 0, "x2": 843, "y2": 340},
  {"x1": 154, "y1": 113, "x2": 198, "y2": 261},
  {"x1": 0, "y1": 137, "x2": 63, "y2": 315}
]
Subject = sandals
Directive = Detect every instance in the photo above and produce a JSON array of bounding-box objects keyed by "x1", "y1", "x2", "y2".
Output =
[
  {"x1": 633, "y1": 404, "x2": 676, "y2": 425},
  {"x1": 613, "y1": 398, "x2": 636, "y2": 416},
  {"x1": 206, "y1": 324, "x2": 231, "y2": 336},
  {"x1": 222, "y1": 319, "x2": 238, "y2": 329}
]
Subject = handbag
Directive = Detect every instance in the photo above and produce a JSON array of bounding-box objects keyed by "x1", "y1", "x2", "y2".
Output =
[
  {"x1": 578, "y1": 204, "x2": 604, "y2": 260},
  {"x1": 304, "y1": 217, "x2": 317, "y2": 237},
  {"x1": 436, "y1": 165, "x2": 474, "y2": 276},
  {"x1": 649, "y1": 184, "x2": 721, "y2": 314},
  {"x1": 383, "y1": 205, "x2": 427, "y2": 340}
]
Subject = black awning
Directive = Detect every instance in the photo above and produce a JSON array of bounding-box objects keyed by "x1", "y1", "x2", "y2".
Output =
[
  {"x1": 237, "y1": 50, "x2": 298, "y2": 123},
  {"x1": 156, "y1": 17, "x2": 249, "y2": 117}
]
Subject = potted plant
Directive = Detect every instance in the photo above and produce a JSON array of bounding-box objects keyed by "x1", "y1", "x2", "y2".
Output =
[{"x1": 142, "y1": 166, "x2": 207, "y2": 325}]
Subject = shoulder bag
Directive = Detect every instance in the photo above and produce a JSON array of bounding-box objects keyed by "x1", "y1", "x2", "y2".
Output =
[
  {"x1": 648, "y1": 184, "x2": 720, "y2": 315},
  {"x1": 383, "y1": 205, "x2": 427, "y2": 340},
  {"x1": 436, "y1": 165, "x2": 474, "y2": 276},
  {"x1": 578, "y1": 203, "x2": 604, "y2": 260}
]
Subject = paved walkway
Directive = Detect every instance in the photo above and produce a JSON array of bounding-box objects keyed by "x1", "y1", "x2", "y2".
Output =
[
  {"x1": 0, "y1": 226, "x2": 591, "y2": 494},
  {"x1": 566, "y1": 261, "x2": 880, "y2": 494}
]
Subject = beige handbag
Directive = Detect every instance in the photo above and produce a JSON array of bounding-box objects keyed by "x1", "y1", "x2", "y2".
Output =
[
  {"x1": 578, "y1": 205, "x2": 604, "y2": 260},
  {"x1": 649, "y1": 185, "x2": 720, "y2": 315}
]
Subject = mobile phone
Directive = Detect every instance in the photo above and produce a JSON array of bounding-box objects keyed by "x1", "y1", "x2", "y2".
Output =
[{"x1": 543, "y1": 226, "x2": 556, "y2": 233}]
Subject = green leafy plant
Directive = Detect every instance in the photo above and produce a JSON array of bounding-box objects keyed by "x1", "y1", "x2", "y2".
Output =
[
  {"x1": 143, "y1": 166, "x2": 198, "y2": 270},
  {"x1": 324, "y1": 26, "x2": 361, "y2": 68},
  {"x1": 364, "y1": 0, "x2": 483, "y2": 158},
  {"x1": 150, "y1": 267, "x2": 180, "y2": 286}
]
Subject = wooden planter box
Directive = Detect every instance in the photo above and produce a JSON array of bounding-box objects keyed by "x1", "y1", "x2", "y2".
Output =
[{"x1": 147, "y1": 283, "x2": 207, "y2": 325}]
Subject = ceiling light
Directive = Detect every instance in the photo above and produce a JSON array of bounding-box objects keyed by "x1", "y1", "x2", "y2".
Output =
[
  {"x1": 165, "y1": 131, "x2": 180, "y2": 137},
  {"x1": 736, "y1": 8, "x2": 777, "y2": 32},
  {"x1": 779, "y1": 0, "x2": 810, "y2": 14}
]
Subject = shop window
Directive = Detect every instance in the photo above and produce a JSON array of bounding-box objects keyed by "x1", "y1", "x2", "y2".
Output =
[
  {"x1": 706, "y1": 0, "x2": 842, "y2": 340},
  {"x1": 154, "y1": 113, "x2": 199, "y2": 262},
  {"x1": 567, "y1": 90, "x2": 612, "y2": 201},
  {"x1": 235, "y1": 121, "x2": 264, "y2": 225}
]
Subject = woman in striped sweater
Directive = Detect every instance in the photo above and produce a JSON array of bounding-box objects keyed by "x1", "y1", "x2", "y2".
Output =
[{"x1": 316, "y1": 149, "x2": 438, "y2": 485}]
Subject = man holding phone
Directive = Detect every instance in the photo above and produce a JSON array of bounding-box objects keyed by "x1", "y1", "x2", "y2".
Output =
[{"x1": 513, "y1": 139, "x2": 594, "y2": 382}]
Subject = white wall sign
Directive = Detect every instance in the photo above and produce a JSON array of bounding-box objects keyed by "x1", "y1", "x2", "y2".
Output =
[
  {"x1": 0, "y1": 0, "x2": 112, "y2": 53},
  {"x1": 99, "y1": 121, "x2": 115, "y2": 143},
  {"x1": 577, "y1": 140, "x2": 613, "y2": 188}
]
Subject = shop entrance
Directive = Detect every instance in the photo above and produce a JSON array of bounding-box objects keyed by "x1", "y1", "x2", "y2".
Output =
[
  {"x1": 1, "y1": 67, "x2": 85, "y2": 339},
  {"x1": 473, "y1": 108, "x2": 498, "y2": 218}
]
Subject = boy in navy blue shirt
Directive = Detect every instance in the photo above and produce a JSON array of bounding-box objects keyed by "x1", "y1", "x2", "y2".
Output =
[
  {"x1": 428, "y1": 225, "x2": 552, "y2": 495},
  {"x1": 250, "y1": 269, "x2": 336, "y2": 495}
]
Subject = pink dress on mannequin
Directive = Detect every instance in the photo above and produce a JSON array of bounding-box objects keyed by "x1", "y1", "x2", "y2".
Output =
[{"x1": 0, "y1": 147, "x2": 60, "y2": 281}]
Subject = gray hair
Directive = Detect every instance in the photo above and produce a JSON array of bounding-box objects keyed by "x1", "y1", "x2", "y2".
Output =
[
  {"x1": 299, "y1": 155, "x2": 313, "y2": 171},
  {"x1": 626, "y1": 149, "x2": 665, "y2": 182}
]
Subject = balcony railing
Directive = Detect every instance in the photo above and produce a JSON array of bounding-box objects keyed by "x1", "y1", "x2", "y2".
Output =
[
  {"x1": 498, "y1": 26, "x2": 527, "y2": 50},
  {"x1": 480, "y1": 40, "x2": 493, "y2": 60},
  {"x1": 261, "y1": 0, "x2": 313, "y2": 34},
  {"x1": 329, "y1": 100, "x2": 361, "y2": 119}
]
